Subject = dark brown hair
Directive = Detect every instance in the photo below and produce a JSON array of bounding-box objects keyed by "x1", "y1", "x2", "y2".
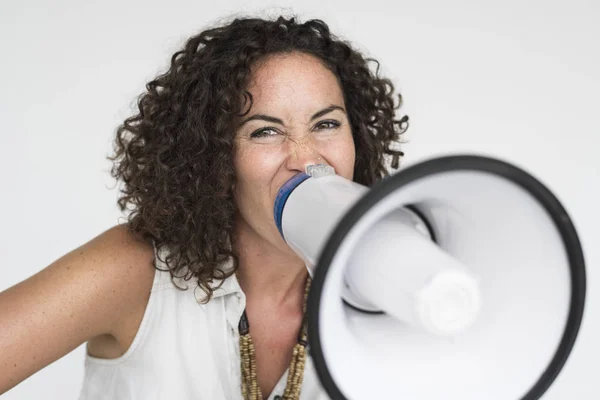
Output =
[{"x1": 108, "y1": 15, "x2": 408, "y2": 302}]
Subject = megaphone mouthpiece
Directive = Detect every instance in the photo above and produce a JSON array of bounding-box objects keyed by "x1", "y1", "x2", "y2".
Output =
[
  {"x1": 417, "y1": 269, "x2": 482, "y2": 336},
  {"x1": 344, "y1": 208, "x2": 481, "y2": 336}
]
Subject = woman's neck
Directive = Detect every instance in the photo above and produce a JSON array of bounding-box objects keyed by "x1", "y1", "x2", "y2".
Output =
[{"x1": 232, "y1": 218, "x2": 308, "y2": 309}]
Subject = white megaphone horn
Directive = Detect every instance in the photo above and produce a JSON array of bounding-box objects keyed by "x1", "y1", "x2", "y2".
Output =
[{"x1": 273, "y1": 155, "x2": 586, "y2": 400}]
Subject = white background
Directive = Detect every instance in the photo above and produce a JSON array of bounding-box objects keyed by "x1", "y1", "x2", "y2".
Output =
[{"x1": 0, "y1": 0, "x2": 598, "y2": 398}]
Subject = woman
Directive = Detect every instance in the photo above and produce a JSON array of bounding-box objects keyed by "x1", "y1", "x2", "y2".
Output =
[{"x1": 0, "y1": 15, "x2": 407, "y2": 399}]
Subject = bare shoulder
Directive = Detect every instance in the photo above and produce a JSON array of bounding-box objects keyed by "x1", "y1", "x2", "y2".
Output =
[
  {"x1": 81, "y1": 223, "x2": 156, "y2": 291},
  {"x1": 85, "y1": 224, "x2": 158, "y2": 358},
  {"x1": 0, "y1": 223, "x2": 156, "y2": 394},
  {"x1": 58, "y1": 223, "x2": 157, "y2": 331},
  {"x1": 87, "y1": 223, "x2": 157, "y2": 316},
  {"x1": 86, "y1": 223, "x2": 155, "y2": 268}
]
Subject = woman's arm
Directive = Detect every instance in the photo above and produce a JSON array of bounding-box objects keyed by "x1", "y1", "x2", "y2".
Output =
[{"x1": 0, "y1": 224, "x2": 155, "y2": 394}]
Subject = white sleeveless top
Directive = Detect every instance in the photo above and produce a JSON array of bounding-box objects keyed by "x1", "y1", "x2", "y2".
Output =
[{"x1": 77, "y1": 244, "x2": 329, "y2": 400}]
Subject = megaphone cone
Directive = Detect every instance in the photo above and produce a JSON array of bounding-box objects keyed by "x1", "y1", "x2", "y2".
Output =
[{"x1": 274, "y1": 155, "x2": 585, "y2": 400}]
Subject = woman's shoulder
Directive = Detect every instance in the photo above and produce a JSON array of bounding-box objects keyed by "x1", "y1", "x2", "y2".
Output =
[
  {"x1": 85, "y1": 223, "x2": 159, "y2": 359},
  {"x1": 89, "y1": 223, "x2": 157, "y2": 308},
  {"x1": 100, "y1": 223, "x2": 155, "y2": 262},
  {"x1": 90, "y1": 223, "x2": 158, "y2": 307}
]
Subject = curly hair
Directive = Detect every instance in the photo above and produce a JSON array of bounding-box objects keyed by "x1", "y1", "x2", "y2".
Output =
[{"x1": 108, "y1": 14, "x2": 409, "y2": 302}]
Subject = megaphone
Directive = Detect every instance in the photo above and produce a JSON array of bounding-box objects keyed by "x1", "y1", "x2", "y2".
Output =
[{"x1": 273, "y1": 155, "x2": 586, "y2": 400}]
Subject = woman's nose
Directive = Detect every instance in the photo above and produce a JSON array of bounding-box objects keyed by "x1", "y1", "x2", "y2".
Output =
[{"x1": 284, "y1": 136, "x2": 326, "y2": 173}]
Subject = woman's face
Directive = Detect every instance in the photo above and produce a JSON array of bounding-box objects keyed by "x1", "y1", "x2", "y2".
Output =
[{"x1": 233, "y1": 51, "x2": 356, "y2": 253}]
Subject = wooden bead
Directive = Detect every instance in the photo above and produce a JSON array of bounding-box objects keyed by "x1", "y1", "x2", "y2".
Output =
[{"x1": 238, "y1": 275, "x2": 311, "y2": 400}]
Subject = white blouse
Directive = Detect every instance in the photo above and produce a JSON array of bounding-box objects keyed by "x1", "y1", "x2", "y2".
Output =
[{"x1": 77, "y1": 244, "x2": 329, "y2": 400}]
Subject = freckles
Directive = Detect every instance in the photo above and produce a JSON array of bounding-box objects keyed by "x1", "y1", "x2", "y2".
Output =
[
  {"x1": 233, "y1": 149, "x2": 250, "y2": 171},
  {"x1": 238, "y1": 147, "x2": 283, "y2": 178}
]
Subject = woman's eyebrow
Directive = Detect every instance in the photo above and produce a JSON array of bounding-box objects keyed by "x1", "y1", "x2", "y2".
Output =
[
  {"x1": 310, "y1": 105, "x2": 345, "y2": 121},
  {"x1": 239, "y1": 114, "x2": 284, "y2": 127},
  {"x1": 238, "y1": 104, "x2": 346, "y2": 128}
]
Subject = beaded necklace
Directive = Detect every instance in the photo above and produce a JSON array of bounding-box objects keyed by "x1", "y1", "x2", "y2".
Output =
[{"x1": 235, "y1": 272, "x2": 312, "y2": 400}]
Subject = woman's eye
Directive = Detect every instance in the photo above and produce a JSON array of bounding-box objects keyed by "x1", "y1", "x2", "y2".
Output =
[
  {"x1": 314, "y1": 120, "x2": 340, "y2": 131},
  {"x1": 250, "y1": 128, "x2": 279, "y2": 139}
]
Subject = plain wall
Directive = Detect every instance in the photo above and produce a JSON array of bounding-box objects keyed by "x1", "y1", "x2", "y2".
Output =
[{"x1": 0, "y1": 0, "x2": 598, "y2": 398}]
